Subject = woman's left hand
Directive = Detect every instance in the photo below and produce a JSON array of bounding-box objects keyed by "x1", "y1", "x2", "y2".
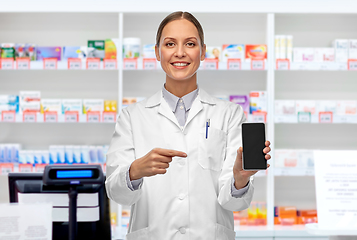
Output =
[{"x1": 233, "y1": 141, "x2": 271, "y2": 190}]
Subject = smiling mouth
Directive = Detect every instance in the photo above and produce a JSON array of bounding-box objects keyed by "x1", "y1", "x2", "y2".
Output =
[{"x1": 171, "y1": 62, "x2": 190, "y2": 67}]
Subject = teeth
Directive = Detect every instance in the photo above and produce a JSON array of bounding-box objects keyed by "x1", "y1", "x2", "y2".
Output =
[{"x1": 173, "y1": 63, "x2": 188, "y2": 66}]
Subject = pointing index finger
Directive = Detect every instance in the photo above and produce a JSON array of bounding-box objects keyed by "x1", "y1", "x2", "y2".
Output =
[{"x1": 157, "y1": 148, "x2": 187, "y2": 158}]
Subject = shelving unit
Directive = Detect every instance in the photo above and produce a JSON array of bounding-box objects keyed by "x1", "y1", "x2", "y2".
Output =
[{"x1": 1, "y1": 1, "x2": 357, "y2": 239}]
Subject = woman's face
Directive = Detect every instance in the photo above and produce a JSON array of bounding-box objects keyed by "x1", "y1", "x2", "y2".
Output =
[{"x1": 155, "y1": 19, "x2": 206, "y2": 82}]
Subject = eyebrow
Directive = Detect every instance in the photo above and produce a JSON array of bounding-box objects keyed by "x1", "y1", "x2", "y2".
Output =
[{"x1": 163, "y1": 37, "x2": 198, "y2": 41}]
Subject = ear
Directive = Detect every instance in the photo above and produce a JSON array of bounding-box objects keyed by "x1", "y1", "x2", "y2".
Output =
[
  {"x1": 200, "y1": 44, "x2": 206, "y2": 61},
  {"x1": 155, "y1": 45, "x2": 160, "y2": 61}
]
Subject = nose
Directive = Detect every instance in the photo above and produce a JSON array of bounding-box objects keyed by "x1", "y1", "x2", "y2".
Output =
[{"x1": 175, "y1": 45, "x2": 185, "y2": 58}]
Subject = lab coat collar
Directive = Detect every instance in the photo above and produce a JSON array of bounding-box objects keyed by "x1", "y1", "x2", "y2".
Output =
[
  {"x1": 145, "y1": 88, "x2": 216, "y2": 130},
  {"x1": 145, "y1": 88, "x2": 216, "y2": 108}
]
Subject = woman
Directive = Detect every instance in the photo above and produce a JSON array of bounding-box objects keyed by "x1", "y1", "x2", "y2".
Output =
[{"x1": 105, "y1": 11, "x2": 271, "y2": 240}]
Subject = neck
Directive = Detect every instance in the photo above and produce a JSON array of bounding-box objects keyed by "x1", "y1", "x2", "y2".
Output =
[{"x1": 165, "y1": 74, "x2": 198, "y2": 98}]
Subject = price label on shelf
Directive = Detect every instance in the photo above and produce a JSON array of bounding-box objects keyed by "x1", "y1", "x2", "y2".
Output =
[
  {"x1": 337, "y1": 63, "x2": 347, "y2": 70},
  {"x1": 319, "y1": 112, "x2": 333, "y2": 123},
  {"x1": 305, "y1": 168, "x2": 314, "y2": 176},
  {"x1": 87, "y1": 111, "x2": 101, "y2": 123},
  {"x1": 35, "y1": 164, "x2": 47, "y2": 173},
  {"x1": 65, "y1": 111, "x2": 79, "y2": 122},
  {"x1": 104, "y1": 59, "x2": 117, "y2": 70},
  {"x1": 348, "y1": 59, "x2": 357, "y2": 71},
  {"x1": 44, "y1": 111, "x2": 58, "y2": 122},
  {"x1": 298, "y1": 112, "x2": 311, "y2": 123},
  {"x1": 204, "y1": 58, "x2": 218, "y2": 70},
  {"x1": 68, "y1": 58, "x2": 82, "y2": 70},
  {"x1": 227, "y1": 59, "x2": 241, "y2": 70},
  {"x1": 43, "y1": 58, "x2": 58, "y2": 70},
  {"x1": 124, "y1": 58, "x2": 138, "y2": 70},
  {"x1": 143, "y1": 58, "x2": 157, "y2": 70},
  {"x1": 102, "y1": 111, "x2": 116, "y2": 123},
  {"x1": 19, "y1": 164, "x2": 33, "y2": 173},
  {"x1": 252, "y1": 111, "x2": 267, "y2": 123},
  {"x1": 1, "y1": 111, "x2": 16, "y2": 122},
  {"x1": 87, "y1": 58, "x2": 100, "y2": 70},
  {"x1": 23, "y1": 111, "x2": 37, "y2": 123},
  {"x1": 297, "y1": 63, "x2": 307, "y2": 70},
  {"x1": 1, "y1": 58, "x2": 14, "y2": 70},
  {"x1": 319, "y1": 63, "x2": 328, "y2": 71},
  {"x1": 276, "y1": 59, "x2": 290, "y2": 70},
  {"x1": 17, "y1": 58, "x2": 30, "y2": 69},
  {"x1": 0, "y1": 163, "x2": 14, "y2": 175},
  {"x1": 251, "y1": 59, "x2": 265, "y2": 70}
]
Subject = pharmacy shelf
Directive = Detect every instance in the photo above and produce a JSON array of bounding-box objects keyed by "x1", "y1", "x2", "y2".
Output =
[
  {"x1": 234, "y1": 225, "x2": 327, "y2": 238},
  {"x1": 0, "y1": 60, "x2": 268, "y2": 71},
  {"x1": 275, "y1": 61, "x2": 357, "y2": 71},
  {"x1": 274, "y1": 115, "x2": 357, "y2": 124},
  {"x1": 274, "y1": 168, "x2": 314, "y2": 176},
  {"x1": 235, "y1": 226, "x2": 274, "y2": 238},
  {"x1": 274, "y1": 225, "x2": 327, "y2": 238},
  {"x1": 305, "y1": 223, "x2": 357, "y2": 236},
  {"x1": 0, "y1": 113, "x2": 118, "y2": 123},
  {"x1": 0, "y1": 113, "x2": 268, "y2": 124}
]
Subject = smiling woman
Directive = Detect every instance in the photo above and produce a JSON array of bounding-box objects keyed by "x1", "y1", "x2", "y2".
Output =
[
  {"x1": 155, "y1": 12, "x2": 206, "y2": 98},
  {"x1": 105, "y1": 11, "x2": 271, "y2": 240}
]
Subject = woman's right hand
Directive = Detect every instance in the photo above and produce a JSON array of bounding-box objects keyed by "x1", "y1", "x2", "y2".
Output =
[{"x1": 129, "y1": 148, "x2": 187, "y2": 180}]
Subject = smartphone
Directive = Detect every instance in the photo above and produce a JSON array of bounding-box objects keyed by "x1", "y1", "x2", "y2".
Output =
[{"x1": 242, "y1": 122, "x2": 267, "y2": 170}]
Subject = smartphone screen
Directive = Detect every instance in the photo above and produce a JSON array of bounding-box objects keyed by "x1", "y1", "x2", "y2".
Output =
[{"x1": 242, "y1": 122, "x2": 267, "y2": 170}]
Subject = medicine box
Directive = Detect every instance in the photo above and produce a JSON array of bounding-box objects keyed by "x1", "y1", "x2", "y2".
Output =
[
  {"x1": 249, "y1": 91, "x2": 267, "y2": 114},
  {"x1": 275, "y1": 100, "x2": 295, "y2": 115},
  {"x1": 205, "y1": 46, "x2": 221, "y2": 61},
  {"x1": 105, "y1": 39, "x2": 120, "y2": 60},
  {"x1": 142, "y1": 44, "x2": 156, "y2": 59},
  {"x1": 245, "y1": 45, "x2": 267, "y2": 62},
  {"x1": 1, "y1": 43, "x2": 15, "y2": 59},
  {"x1": 295, "y1": 100, "x2": 316, "y2": 115},
  {"x1": 83, "y1": 99, "x2": 104, "y2": 114},
  {"x1": 316, "y1": 100, "x2": 337, "y2": 114},
  {"x1": 36, "y1": 46, "x2": 62, "y2": 61},
  {"x1": 41, "y1": 99, "x2": 62, "y2": 114},
  {"x1": 314, "y1": 48, "x2": 335, "y2": 62},
  {"x1": 333, "y1": 39, "x2": 348, "y2": 62},
  {"x1": 349, "y1": 39, "x2": 357, "y2": 59},
  {"x1": 336, "y1": 100, "x2": 357, "y2": 115},
  {"x1": 62, "y1": 46, "x2": 87, "y2": 60},
  {"x1": 19, "y1": 91, "x2": 41, "y2": 113},
  {"x1": 104, "y1": 100, "x2": 117, "y2": 112},
  {"x1": 275, "y1": 149, "x2": 298, "y2": 168},
  {"x1": 62, "y1": 99, "x2": 82, "y2": 114},
  {"x1": 229, "y1": 95, "x2": 249, "y2": 113},
  {"x1": 88, "y1": 40, "x2": 105, "y2": 60},
  {"x1": 222, "y1": 44, "x2": 245, "y2": 62},
  {"x1": 0, "y1": 95, "x2": 19, "y2": 113},
  {"x1": 293, "y1": 48, "x2": 314, "y2": 62}
]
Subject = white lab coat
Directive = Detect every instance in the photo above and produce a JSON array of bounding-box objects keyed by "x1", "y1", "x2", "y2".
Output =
[{"x1": 105, "y1": 89, "x2": 254, "y2": 240}]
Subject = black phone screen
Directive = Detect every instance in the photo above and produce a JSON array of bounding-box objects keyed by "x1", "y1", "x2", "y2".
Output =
[{"x1": 242, "y1": 122, "x2": 267, "y2": 170}]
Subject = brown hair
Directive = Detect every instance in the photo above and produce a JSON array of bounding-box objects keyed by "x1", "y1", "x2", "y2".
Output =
[{"x1": 156, "y1": 11, "x2": 204, "y2": 47}]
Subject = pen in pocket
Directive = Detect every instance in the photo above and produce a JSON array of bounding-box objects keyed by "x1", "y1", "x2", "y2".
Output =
[{"x1": 206, "y1": 119, "x2": 210, "y2": 139}]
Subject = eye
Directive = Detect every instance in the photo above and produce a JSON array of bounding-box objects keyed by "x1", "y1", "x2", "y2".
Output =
[
  {"x1": 187, "y1": 42, "x2": 196, "y2": 47},
  {"x1": 166, "y1": 42, "x2": 175, "y2": 47}
]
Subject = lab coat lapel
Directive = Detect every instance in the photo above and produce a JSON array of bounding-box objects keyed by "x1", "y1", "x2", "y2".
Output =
[
  {"x1": 158, "y1": 99, "x2": 181, "y2": 129},
  {"x1": 185, "y1": 89, "x2": 216, "y2": 127},
  {"x1": 185, "y1": 96, "x2": 203, "y2": 128},
  {"x1": 145, "y1": 90, "x2": 181, "y2": 129}
]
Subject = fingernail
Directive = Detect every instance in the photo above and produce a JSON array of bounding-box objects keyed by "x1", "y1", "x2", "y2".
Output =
[{"x1": 182, "y1": 153, "x2": 187, "y2": 157}]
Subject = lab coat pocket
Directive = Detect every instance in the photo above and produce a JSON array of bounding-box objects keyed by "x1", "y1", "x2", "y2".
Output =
[
  {"x1": 198, "y1": 127, "x2": 226, "y2": 171},
  {"x1": 126, "y1": 227, "x2": 149, "y2": 240},
  {"x1": 215, "y1": 223, "x2": 236, "y2": 240}
]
